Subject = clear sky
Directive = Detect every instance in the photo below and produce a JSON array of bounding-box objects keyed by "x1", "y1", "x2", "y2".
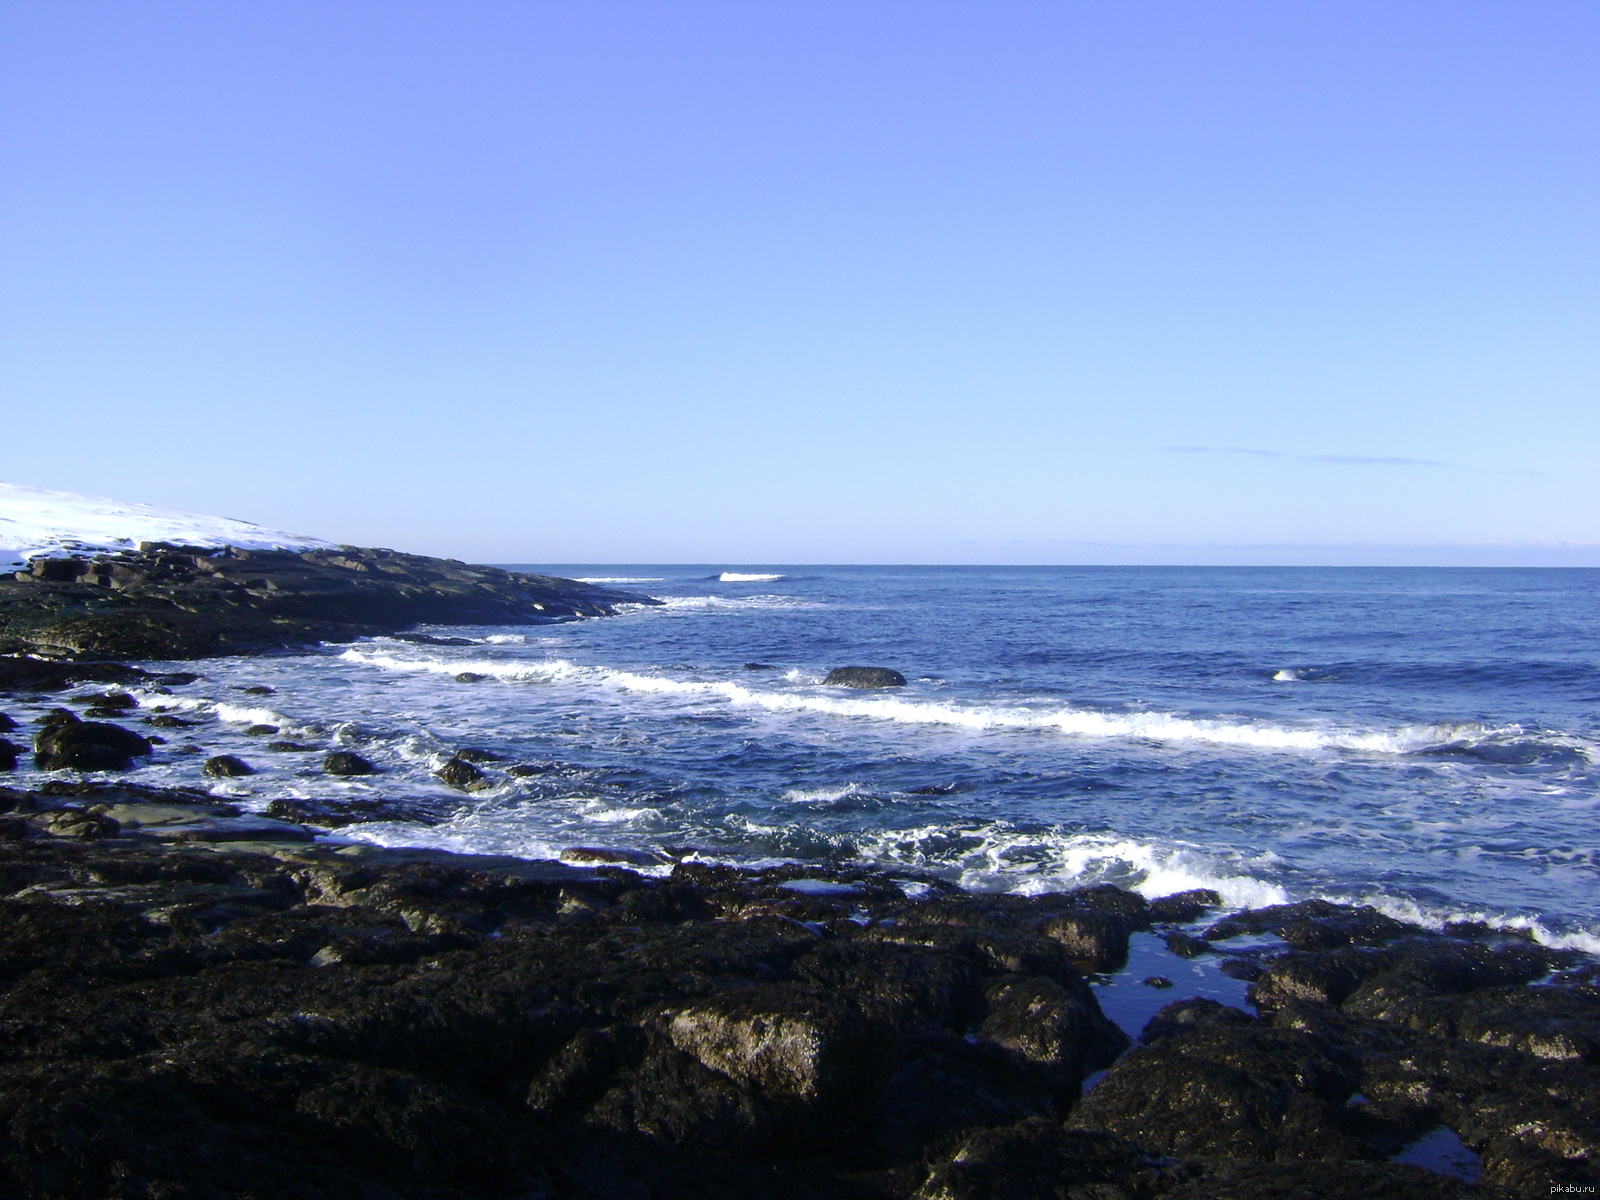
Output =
[{"x1": 2, "y1": 2, "x2": 1595, "y2": 564}]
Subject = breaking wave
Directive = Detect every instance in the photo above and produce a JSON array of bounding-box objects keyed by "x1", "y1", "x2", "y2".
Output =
[{"x1": 329, "y1": 649, "x2": 1565, "y2": 759}]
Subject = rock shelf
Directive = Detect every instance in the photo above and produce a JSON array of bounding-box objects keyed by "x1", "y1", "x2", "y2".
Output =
[{"x1": 0, "y1": 780, "x2": 1592, "y2": 1198}]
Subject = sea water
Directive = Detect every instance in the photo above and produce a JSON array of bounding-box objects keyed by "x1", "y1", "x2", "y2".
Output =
[{"x1": 15, "y1": 566, "x2": 1598, "y2": 952}]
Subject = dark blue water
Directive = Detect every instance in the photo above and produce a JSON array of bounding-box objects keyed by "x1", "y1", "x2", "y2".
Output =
[{"x1": 19, "y1": 566, "x2": 1598, "y2": 949}]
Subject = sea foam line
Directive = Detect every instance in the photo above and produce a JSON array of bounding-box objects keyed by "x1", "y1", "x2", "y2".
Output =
[{"x1": 336, "y1": 649, "x2": 1471, "y2": 755}]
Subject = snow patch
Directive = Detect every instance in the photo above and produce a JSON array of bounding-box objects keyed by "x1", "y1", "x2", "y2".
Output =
[{"x1": 0, "y1": 482, "x2": 333, "y2": 565}]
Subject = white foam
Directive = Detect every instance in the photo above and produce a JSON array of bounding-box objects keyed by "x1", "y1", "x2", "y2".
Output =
[
  {"x1": 855, "y1": 823, "x2": 1291, "y2": 909},
  {"x1": 719, "y1": 572, "x2": 784, "y2": 582},
  {"x1": 0, "y1": 481, "x2": 332, "y2": 564},
  {"x1": 1359, "y1": 894, "x2": 1600, "y2": 957},
  {"x1": 337, "y1": 648, "x2": 1489, "y2": 757},
  {"x1": 1273, "y1": 669, "x2": 1301, "y2": 682}
]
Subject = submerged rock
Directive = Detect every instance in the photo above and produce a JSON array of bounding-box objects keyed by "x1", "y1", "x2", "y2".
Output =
[
  {"x1": 436, "y1": 755, "x2": 491, "y2": 792},
  {"x1": 202, "y1": 754, "x2": 255, "y2": 778},
  {"x1": 323, "y1": 750, "x2": 378, "y2": 776}
]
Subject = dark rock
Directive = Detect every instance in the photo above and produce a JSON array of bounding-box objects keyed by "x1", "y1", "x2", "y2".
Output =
[
  {"x1": 80, "y1": 691, "x2": 138, "y2": 711},
  {"x1": 0, "y1": 738, "x2": 17, "y2": 770},
  {"x1": 238, "y1": 684, "x2": 275, "y2": 694},
  {"x1": 395, "y1": 633, "x2": 476, "y2": 646},
  {"x1": 0, "y1": 546, "x2": 660, "y2": 661},
  {"x1": 36, "y1": 807, "x2": 121, "y2": 839},
  {"x1": 1206, "y1": 899, "x2": 1414, "y2": 949},
  {"x1": 0, "y1": 713, "x2": 14, "y2": 732},
  {"x1": 145, "y1": 714, "x2": 198, "y2": 728},
  {"x1": 203, "y1": 754, "x2": 255, "y2": 778},
  {"x1": 978, "y1": 973, "x2": 1129, "y2": 1082},
  {"x1": 1157, "y1": 1159, "x2": 1486, "y2": 1199},
  {"x1": 1042, "y1": 908, "x2": 1138, "y2": 972},
  {"x1": 435, "y1": 756, "x2": 491, "y2": 792},
  {"x1": 917, "y1": 1118, "x2": 1190, "y2": 1200},
  {"x1": 0, "y1": 656, "x2": 152, "y2": 691},
  {"x1": 454, "y1": 747, "x2": 503, "y2": 763},
  {"x1": 743, "y1": 662, "x2": 779, "y2": 670},
  {"x1": 1073, "y1": 1004, "x2": 1368, "y2": 1161},
  {"x1": 1143, "y1": 975, "x2": 1174, "y2": 988},
  {"x1": 265, "y1": 796, "x2": 435, "y2": 829},
  {"x1": 1148, "y1": 887, "x2": 1223, "y2": 924},
  {"x1": 454, "y1": 672, "x2": 489, "y2": 683},
  {"x1": 323, "y1": 750, "x2": 378, "y2": 775},
  {"x1": 1166, "y1": 930, "x2": 1213, "y2": 958},
  {"x1": 824, "y1": 666, "x2": 908, "y2": 688},
  {"x1": 243, "y1": 724, "x2": 279, "y2": 736},
  {"x1": 153, "y1": 671, "x2": 200, "y2": 685},
  {"x1": 34, "y1": 718, "x2": 153, "y2": 771},
  {"x1": 561, "y1": 846, "x2": 662, "y2": 866},
  {"x1": 265, "y1": 740, "x2": 317, "y2": 752}
]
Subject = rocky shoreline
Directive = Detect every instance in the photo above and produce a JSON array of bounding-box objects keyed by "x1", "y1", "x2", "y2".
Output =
[
  {"x1": 0, "y1": 767, "x2": 1595, "y2": 1197},
  {"x1": 0, "y1": 548, "x2": 1595, "y2": 1198},
  {"x1": 0, "y1": 543, "x2": 658, "y2": 661}
]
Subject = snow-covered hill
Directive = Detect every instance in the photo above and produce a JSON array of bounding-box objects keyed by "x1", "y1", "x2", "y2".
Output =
[{"x1": 0, "y1": 483, "x2": 334, "y2": 568}]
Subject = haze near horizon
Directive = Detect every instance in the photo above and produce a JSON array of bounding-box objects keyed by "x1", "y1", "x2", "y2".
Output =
[{"x1": 1, "y1": 2, "x2": 1595, "y2": 565}]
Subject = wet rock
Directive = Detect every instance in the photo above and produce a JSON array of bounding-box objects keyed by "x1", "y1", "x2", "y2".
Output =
[
  {"x1": 0, "y1": 713, "x2": 16, "y2": 732},
  {"x1": 35, "y1": 806, "x2": 121, "y2": 839},
  {"x1": 145, "y1": 714, "x2": 198, "y2": 728},
  {"x1": 1143, "y1": 975, "x2": 1174, "y2": 988},
  {"x1": 323, "y1": 750, "x2": 378, "y2": 775},
  {"x1": 80, "y1": 691, "x2": 138, "y2": 711},
  {"x1": 238, "y1": 684, "x2": 275, "y2": 694},
  {"x1": 1149, "y1": 887, "x2": 1223, "y2": 924},
  {"x1": 1157, "y1": 1158, "x2": 1486, "y2": 1199},
  {"x1": 34, "y1": 717, "x2": 153, "y2": 771},
  {"x1": 243, "y1": 724, "x2": 279, "y2": 736},
  {"x1": 203, "y1": 754, "x2": 255, "y2": 778},
  {"x1": 265, "y1": 740, "x2": 316, "y2": 751},
  {"x1": 561, "y1": 846, "x2": 661, "y2": 866},
  {"x1": 454, "y1": 672, "x2": 488, "y2": 683},
  {"x1": 0, "y1": 739, "x2": 17, "y2": 770},
  {"x1": 1166, "y1": 930, "x2": 1212, "y2": 958},
  {"x1": 918, "y1": 1117, "x2": 1188, "y2": 1200},
  {"x1": 435, "y1": 756, "x2": 491, "y2": 792},
  {"x1": 823, "y1": 666, "x2": 908, "y2": 688},
  {"x1": 977, "y1": 973, "x2": 1129, "y2": 1082},
  {"x1": 0, "y1": 655, "x2": 153, "y2": 691},
  {"x1": 666, "y1": 990, "x2": 879, "y2": 1112},
  {"x1": 1206, "y1": 900, "x2": 1414, "y2": 950},
  {"x1": 1072, "y1": 1000, "x2": 1368, "y2": 1161},
  {"x1": 1041, "y1": 908, "x2": 1138, "y2": 972},
  {"x1": 455, "y1": 747, "x2": 503, "y2": 763}
]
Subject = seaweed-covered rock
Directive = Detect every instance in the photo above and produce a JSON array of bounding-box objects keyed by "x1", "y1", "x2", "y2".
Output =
[{"x1": 1072, "y1": 1000, "x2": 1369, "y2": 1161}]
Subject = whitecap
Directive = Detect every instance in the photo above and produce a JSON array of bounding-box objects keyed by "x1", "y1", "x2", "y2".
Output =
[{"x1": 719, "y1": 572, "x2": 784, "y2": 582}]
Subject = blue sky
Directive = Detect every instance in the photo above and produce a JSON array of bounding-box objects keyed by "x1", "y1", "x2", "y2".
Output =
[{"x1": 2, "y1": 1, "x2": 1595, "y2": 564}]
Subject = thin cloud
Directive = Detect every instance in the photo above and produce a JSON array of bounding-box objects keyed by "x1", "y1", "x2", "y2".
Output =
[{"x1": 1166, "y1": 445, "x2": 1445, "y2": 467}]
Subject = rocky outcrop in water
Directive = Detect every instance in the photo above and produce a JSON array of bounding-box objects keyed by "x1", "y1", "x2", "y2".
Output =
[
  {"x1": 0, "y1": 542, "x2": 659, "y2": 661},
  {"x1": 825, "y1": 667, "x2": 909, "y2": 689},
  {"x1": 0, "y1": 780, "x2": 1592, "y2": 1198}
]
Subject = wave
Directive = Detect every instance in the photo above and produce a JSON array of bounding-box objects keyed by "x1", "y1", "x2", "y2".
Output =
[
  {"x1": 335, "y1": 649, "x2": 1538, "y2": 757},
  {"x1": 1351, "y1": 894, "x2": 1600, "y2": 957},
  {"x1": 719, "y1": 572, "x2": 784, "y2": 582},
  {"x1": 575, "y1": 577, "x2": 665, "y2": 584}
]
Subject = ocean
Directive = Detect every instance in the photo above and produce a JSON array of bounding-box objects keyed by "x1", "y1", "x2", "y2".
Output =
[{"x1": 18, "y1": 565, "x2": 1599, "y2": 952}]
